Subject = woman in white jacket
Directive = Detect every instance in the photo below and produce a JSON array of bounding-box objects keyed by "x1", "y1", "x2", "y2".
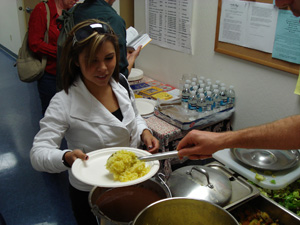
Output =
[{"x1": 30, "y1": 19, "x2": 159, "y2": 225}]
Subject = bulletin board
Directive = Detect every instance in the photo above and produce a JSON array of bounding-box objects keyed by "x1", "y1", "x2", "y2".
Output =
[{"x1": 214, "y1": 0, "x2": 300, "y2": 75}]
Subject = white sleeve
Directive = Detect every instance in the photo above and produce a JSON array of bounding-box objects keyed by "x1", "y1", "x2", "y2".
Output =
[{"x1": 30, "y1": 94, "x2": 71, "y2": 173}]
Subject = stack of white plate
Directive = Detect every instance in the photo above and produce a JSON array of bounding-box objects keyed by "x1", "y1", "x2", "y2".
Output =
[
  {"x1": 128, "y1": 68, "x2": 144, "y2": 82},
  {"x1": 135, "y1": 98, "x2": 156, "y2": 116}
]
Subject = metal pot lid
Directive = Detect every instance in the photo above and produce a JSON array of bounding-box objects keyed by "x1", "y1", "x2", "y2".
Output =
[
  {"x1": 231, "y1": 148, "x2": 300, "y2": 171},
  {"x1": 167, "y1": 166, "x2": 232, "y2": 206}
]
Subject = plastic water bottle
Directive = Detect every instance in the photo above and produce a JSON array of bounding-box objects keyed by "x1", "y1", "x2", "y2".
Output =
[
  {"x1": 219, "y1": 87, "x2": 227, "y2": 109},
  {"x1": 197, "y1": 87, "x2": 204, "y2": 98},
  {"x1": 204, "y1": 86, "x2": 210, "y2": 96},
  {"x1": 185, "y1": 79, "x2": 192, "y2": 87},
  {"x1": 206, "y1": 78, "x2": 211, "y2": 84},
  {"x1": 188, "y1": 90, "x2": 197, "y2": 121},
  {"x1": 212, "y1": 84, "x2": 218, "y2": 92},
  {"x1": 196, "y1": 93, "x2": 207, "y2": 113},
  {"x1": 190, "y1": 82, "x2": 197, "y2": 91},
  {"x1": 181, "y1": 84, "x2": 190, "y2": 108},
  {"x1": 198, "y1": 79, "x2": 204, "y2": 87},
  {"x1": 227, "y1": 85, "x2": 235, "y2": 108},
  {"x1": 205, "y1": 91, "x2": 213, "y2": 112},
  {"x1": 188, "y1": 90, "x2": 197, "y2": 111},
  {"x1": 206, "y1": 81, "x2": 212, "y2": 91},
  {"x1": 212, "y1": 89, "x2": 220, "y2": 111},
  {"x1": 215, "y1": 80, "x2": 221, "y2": 89},
  {"x1": 199, "y1": 83, "x2": 205, "y2": 92}
]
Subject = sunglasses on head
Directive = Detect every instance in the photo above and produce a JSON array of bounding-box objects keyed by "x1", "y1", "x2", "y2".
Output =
[{"x1": 73, "y1": 23, "x2": 112, "y2": 46}]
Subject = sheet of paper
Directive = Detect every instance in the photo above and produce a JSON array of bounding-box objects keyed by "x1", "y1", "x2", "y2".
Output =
[
  {"x1": 294, "y1": 70, "x2": 300, "y2": 95},
  {"x1": 246, "y1": 2, "x2": 278, "y2": 53},
  {"x1": 145, "y1": 0, "x2": 193, "y2": 54},
  {"x1": 219, "y1": 0, "x2": 248, "y2": 46},
  {"x1": 272, "y1": 10, "x2": 300, "y2": 64},
  {"x1": 219, "y1": 0, "x2": 278, "y2": 53}
]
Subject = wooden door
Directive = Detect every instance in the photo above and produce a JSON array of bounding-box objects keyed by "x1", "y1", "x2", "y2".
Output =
[{"x1": 22, "y1": 0, "x2": 41, "y2": 29}]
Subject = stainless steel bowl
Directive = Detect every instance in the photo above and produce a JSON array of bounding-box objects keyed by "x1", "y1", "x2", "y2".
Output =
[{"x1": 89, "y1": 178, "x2": 171, "y2": 225}]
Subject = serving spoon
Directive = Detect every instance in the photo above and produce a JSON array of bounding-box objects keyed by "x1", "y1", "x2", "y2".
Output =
[{"x1": 138, "y1": 151, "x2": 179, "y2": 162}]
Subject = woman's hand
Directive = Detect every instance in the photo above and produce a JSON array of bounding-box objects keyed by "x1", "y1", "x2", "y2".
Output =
[
  {"x1": 127, "y1": 45, "x2": 142, "y2": 74},
  {"x1": 141, "y1": 129, "x2": 159, "y2": 153},
  {"x1": 63, "y1": 149, "x2": 89, "y2": 167}
]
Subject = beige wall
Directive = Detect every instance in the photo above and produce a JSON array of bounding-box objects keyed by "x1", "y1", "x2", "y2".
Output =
[
  {"x1": 0, "y1": 0, "x2": 24, "y2": 54},
  {"x1": 120, "y1": 0, "x2": 134, "y2": 28}
]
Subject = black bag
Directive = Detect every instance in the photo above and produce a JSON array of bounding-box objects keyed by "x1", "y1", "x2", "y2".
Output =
[{"x1": 16, "y1": 1, "x2": 50, "y2": 83}]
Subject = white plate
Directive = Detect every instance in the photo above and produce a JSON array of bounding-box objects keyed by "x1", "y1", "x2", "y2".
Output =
[
  {"x1": 71, "y1": 147, "x2": 160, "y2": 188},
  {"x1": 128, "y1": 68, "x2": 144, "y2": 81},
  {"x1": 135, "y1": 98, "x2": 156, "y2": 116}
]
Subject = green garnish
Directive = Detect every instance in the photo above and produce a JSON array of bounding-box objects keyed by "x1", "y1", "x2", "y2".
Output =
[
  {"x1": 255, "y1": 173, "x2": 265, "y2": 181},
  {"x1": 270, "y1": 179, "x2": 276, "y2": 184}
]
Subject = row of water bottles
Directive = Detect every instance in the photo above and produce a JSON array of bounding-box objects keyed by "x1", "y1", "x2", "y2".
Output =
[{"x1": 180, "y1": 74, "x2": 235, "y2": 117}]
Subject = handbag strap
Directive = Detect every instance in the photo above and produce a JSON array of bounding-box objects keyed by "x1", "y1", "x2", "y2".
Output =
[{"x1": 41, "y1": 1, "x2": 50, "y2": 66}]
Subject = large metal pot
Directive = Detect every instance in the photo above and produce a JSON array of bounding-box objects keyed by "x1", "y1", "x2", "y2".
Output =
[
  {"x1": 166, "y1": 165, "x2": 232, "y2": 206},
  {"x1": 132, "y1": 197, "x2": 239, "y2": 225},
  {"x1": 89, "y1": 177, "x2": 171, "y2": 225}
]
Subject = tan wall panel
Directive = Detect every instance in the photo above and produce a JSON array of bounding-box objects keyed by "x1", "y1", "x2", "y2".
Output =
[{"x1": 120, "y1": 0, "x2": 134, "y2": 28}]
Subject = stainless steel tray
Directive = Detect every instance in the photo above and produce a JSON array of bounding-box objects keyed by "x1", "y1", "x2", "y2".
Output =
[
  {"x1": 231, "y1": 148, "x2": 300, "y2": 171},
  {"x1": 204, "y1": 161, "x2": 260, "y2": 210},
  {"x1": 229, "y1": 194, "x2": 300, "y2": 224}
]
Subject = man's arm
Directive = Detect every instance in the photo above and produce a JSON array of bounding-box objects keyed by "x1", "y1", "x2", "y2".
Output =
[
  {"x1": 223, "y1": 115, "x2": 300, "y2": 150},
  {"x1": 177, "y1": 115, "x2": 300, "y2": 159}
]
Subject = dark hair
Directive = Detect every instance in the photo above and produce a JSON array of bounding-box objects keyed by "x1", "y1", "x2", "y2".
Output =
[{"x1": 59, "y1": 19, "x2": 120, "y2": 93}]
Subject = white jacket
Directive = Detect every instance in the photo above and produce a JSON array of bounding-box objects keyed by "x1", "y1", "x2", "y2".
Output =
[{"x1": 30, "y1": 76, "x2": 149, "y2": 191}]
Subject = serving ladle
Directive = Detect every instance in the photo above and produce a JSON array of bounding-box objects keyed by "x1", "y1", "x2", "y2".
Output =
[
  {"x1": 138, "y1": 151, "x2": 179, "y2": 162},
  {"x1": 108, "y1": 150, "x2": 179, "y2": 162}
]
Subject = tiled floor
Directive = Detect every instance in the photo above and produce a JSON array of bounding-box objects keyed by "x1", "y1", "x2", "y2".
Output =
[{"x1": 0, "y1": 48, "x2": 77, "y2": 225}]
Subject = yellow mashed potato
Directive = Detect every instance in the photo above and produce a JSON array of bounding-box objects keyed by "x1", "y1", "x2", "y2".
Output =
[{"x1": 106, "y1": 150, "x2": 150, "y2": 182}]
